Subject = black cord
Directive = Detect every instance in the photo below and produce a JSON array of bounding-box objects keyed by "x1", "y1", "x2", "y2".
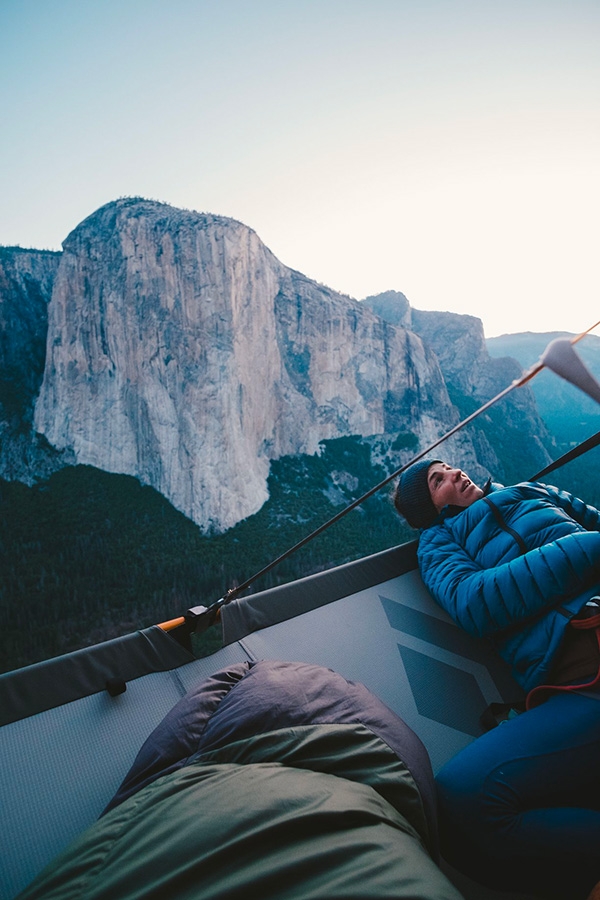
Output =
[{"x1": 529, "y1": 430, "x2": 600, "y2": 482}]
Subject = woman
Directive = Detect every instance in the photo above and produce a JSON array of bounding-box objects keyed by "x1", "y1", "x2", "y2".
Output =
[{"x1": 394, "y1": 459, "x2": 600, "y2": 900}]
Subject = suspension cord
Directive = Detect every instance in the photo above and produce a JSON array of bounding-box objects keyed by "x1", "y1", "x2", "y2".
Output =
[
  {"x1": 218, "y1": 319, "x2": 600, "y2": 606},
  {"x1": 572, "y1": 319, "x2": 600, "y2": 344}
]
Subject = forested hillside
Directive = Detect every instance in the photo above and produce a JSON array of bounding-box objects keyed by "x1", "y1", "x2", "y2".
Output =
[
  {"x1": 0, "y1": 436, "x2": 414, "y2": 672},
  {"x1": 3, "y1": 416, "x2": 598, "y2": 675}
]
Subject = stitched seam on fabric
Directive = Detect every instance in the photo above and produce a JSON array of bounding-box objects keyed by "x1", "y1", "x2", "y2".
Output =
[{"x1": 169, "y1": 667, "x2": 187, "y2": 698}]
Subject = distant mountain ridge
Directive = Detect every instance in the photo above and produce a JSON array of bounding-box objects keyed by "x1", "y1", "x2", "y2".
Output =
[
  {"x1": 487, "y1": 331, "x2": 600, "y2": 447},
  {"x1": 1, "y1": 198, "x2": 555, "y2": 533},
  {"x1": 362, "y1": 293, "x2": 553, "y2": 484}
]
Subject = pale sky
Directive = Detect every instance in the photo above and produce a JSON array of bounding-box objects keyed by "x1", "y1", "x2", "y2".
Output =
[{"x1": 1, "y1": 0, "x2": 598, "y2": 337}]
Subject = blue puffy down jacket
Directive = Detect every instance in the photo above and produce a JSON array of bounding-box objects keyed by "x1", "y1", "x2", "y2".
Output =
[{"x1": 417, "y1": 481, "x2": 600, "y2": 691}]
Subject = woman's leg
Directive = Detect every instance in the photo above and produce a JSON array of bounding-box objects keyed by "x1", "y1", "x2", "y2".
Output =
[{"x1": 436, "y1": 690, "x2": 600, "y2": 899}]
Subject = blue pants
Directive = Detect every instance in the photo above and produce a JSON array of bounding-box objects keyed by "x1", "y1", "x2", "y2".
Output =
[{"x1": 436, "y1": 688, "x2": 600, "y2": 900}]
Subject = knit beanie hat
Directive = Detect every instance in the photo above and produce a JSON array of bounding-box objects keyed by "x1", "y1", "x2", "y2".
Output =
[{"x1": 393, "y1": 458, "x2": 442, "y2": 529}]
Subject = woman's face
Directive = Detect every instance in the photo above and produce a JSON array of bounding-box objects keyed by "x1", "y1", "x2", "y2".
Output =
[{"x1": 427, "y1": 462, "x2": 484, "y2": 513}]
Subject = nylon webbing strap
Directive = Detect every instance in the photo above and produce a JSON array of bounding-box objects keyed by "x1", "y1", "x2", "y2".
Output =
[{"x1": 530, "y1": 430, "x2": 600, "y2": 482}]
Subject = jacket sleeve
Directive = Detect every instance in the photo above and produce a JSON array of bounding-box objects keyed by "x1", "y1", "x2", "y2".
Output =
[
  {"x1": 418, "y1": 527, "x2": 600, "y2": 638},
  {"x1": 538, "y1": 482, "x2": 600, "y2": 532}
]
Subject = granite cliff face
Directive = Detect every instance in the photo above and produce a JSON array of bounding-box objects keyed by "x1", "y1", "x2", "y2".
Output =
[
  {"x1": 0, "y1": 201, "x2": 550, "y2": 532},
  {"x1": 0, "y1": 247, "x2": 72, "y2": 482},
  {"x1": 34, "y1": 199, "x2": 463, "y2": 531}
]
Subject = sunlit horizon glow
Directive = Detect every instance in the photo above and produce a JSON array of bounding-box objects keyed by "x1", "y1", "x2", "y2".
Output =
[{"x1": 1, "y1": 0, "x2": 598, "y2": 338}]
